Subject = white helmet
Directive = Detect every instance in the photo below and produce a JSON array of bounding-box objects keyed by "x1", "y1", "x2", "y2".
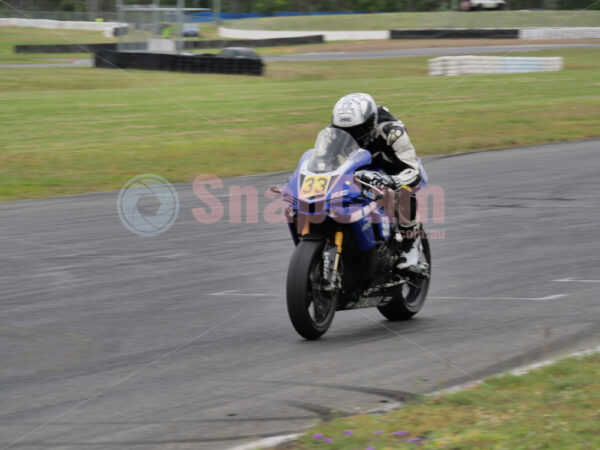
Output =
[{"x1": 331, "y1": 93, "x2": 378, "y2": 147}]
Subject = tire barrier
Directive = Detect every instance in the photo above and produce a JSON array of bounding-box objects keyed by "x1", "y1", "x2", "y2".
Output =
[
  {"x1": 94, "y1": 51, "x2": 265, "y2": 76},
  {"x1": 186, "y1": 34, "x2": 324, "y2": 49},
  {"x1": 14, "y1": 35, "x2": 323, "y2": 54},
  {"x1": 428, "y1": 55, "x2": 563, "y2": 76},
  {"x1": 391, "y1": 28, "x2": 519, "y2": 39}
]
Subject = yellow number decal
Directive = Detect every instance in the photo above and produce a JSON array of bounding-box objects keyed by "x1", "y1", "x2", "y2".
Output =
[{"x1": 301, "y1": 175, "x2": 331, "y2": 198}]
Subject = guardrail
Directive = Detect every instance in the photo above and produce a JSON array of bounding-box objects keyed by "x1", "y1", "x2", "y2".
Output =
[{"x1": 429, "y1": 55, "x2": 563, "y2": 76}]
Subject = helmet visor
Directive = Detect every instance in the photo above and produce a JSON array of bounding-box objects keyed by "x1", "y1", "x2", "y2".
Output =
[{"x1": 334, "y1": 112, "x2": 376, "y2": 147}]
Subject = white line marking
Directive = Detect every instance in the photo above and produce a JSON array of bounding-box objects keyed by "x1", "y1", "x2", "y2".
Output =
[
  {"x1": 212, "y1": 292, "x2": 567, "y2": 300},
  {"x1": 208, "y1": 290, "x2": 273, "y2": 297},
  {"x1": 553, "y1": 277, "x2": 600, "y2": 283},
  {"x1": 430, "y1": 294, "x2": 567, "y2": 301},
  {"x1": 230, "y1": 433, "x2": 304, "y2": 450}
]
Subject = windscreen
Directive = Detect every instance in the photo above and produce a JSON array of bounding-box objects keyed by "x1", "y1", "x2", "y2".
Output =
[{"x1": 307, "y1": 127, "x2": 360, "y2": 173}]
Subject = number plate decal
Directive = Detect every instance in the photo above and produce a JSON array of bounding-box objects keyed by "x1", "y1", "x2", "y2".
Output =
[{"x1": 300, "y1": 175, "x2": 331, "y2": 199}]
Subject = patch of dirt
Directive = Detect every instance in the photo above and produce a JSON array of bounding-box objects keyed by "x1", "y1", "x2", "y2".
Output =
[{"x1": 282, "y1": 38, "x2": 600, "y2": 54}]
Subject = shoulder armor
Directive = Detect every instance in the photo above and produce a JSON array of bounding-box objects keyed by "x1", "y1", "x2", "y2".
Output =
[{"x1": 382, "y1": 123, "x2": 406, "y2": 145}]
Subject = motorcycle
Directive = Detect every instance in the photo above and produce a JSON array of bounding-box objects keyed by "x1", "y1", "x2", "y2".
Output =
[{"x1": 279, "y1": 126, "x2": 431, "y2": 340}]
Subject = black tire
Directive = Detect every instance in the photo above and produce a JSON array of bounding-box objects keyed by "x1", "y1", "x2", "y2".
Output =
[
  {"x1": 377, "y1": 234, "x2": 431, "y2": 321},
  {"x1": 286, "y1": 240, "x2": 337, "y2": 340}
]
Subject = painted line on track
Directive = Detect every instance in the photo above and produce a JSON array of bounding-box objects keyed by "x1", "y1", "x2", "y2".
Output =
[
  {"x1": 553, "y1": 277, "x2": 600, "y2": 283},
  {"x1": 209, "y1": 290, "x2": 275, "y2": 297},
  {"x1": 229, "y1": 433, "x2": 303, "y2": 450},
  {"x1": 210, "y1": 291, "x2": 568, "y2": 301},
  {"x1": 429, "y1": 294, "x2": 567, "y2": 301}
]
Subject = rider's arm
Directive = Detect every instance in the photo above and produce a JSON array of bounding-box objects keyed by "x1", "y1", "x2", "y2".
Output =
[{"x1": 376, "y1": 119, "x2": 422, "y2": 189}]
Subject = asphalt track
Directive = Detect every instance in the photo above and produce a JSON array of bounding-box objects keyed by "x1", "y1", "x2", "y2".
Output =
[
  {"x1": 2, "y1": 43, "x2": 600, "y2": 68},
  {"x1": 264, "y1": 43, "x2": 600, "y2": 61},
  {"x1": 1, "y1": 139, "x2": 600, "y2": 449}
]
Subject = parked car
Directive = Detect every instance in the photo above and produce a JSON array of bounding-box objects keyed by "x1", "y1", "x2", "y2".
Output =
[
  {"x1": 194, "y1": 47, "x2": 263, "y2": 61},
  {"x1": 460, "y1": 0, "x2": 506, "y2": 10},
  {"x1": 217, "y1": 47, "x2": 262, "y2": 60},
  {"x1": 182, "y1": 23, "x2": 200, "y2": 37},
  {"x1": 193, "y1": 47, "x2": 264, "y2": 75}
]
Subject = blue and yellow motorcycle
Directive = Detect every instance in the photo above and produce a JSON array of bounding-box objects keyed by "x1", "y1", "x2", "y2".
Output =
[{"x1": 280, "y1": 127, "x2": 431, "y2": 340}]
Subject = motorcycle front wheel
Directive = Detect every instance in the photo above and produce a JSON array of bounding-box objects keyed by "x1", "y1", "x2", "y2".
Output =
[{"x1": 286, "y1": 240, "x2": 337, "y2": 340}]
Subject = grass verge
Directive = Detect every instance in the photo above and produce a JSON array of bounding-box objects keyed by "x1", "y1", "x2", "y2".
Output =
[
  {"x1": 0, "y1": 26, "x2": 114, "y2": 64},
  {"x1": 291, "y1": 351, "x2": 600, "y2": 449},
  {"x1": 0, "y1": 24, "x2": 225, "y2": 64},
  {"x1": 0, "y1": 47, "x2": 599, "y2": 201}
]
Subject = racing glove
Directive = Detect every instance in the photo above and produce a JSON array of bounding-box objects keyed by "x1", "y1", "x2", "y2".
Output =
[
  {"x1": 390, "y1": 168, "x2": 421, "y2": 190},
  {"x1": 355, "y1": 170, "x2": 394, "y2": 189}
]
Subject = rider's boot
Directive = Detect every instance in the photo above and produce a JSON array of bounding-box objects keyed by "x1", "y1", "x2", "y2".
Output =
[{"x1": 395, "y1": 223, "x2": 423, "y2": 273}]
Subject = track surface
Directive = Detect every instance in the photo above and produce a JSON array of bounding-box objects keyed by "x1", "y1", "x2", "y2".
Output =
[
  {"x1": 2, "y1": 140, "x2": 600, "y2": 449},
  {"x1": 264, "y1": 43, "x2": 600, "y2": 61},
  {"x1": 2, "y1": 43, "x2": 599, "y2": 68}
]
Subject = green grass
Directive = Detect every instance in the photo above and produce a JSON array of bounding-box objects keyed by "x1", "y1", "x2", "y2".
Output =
[
  {"x1": 0, "y1": 26, "x2": 114, "y2": 64},
  {"x1": 293, "y1": 352, "x2": 600, "y2": 449},
  {"x1": 0, "y1": 47, "x2": 599, "y2": 201},
  {"x1": 0, "y1": 25, "x2": 225, "y2": 65},
  {"x1": 228, "y1": 10, "x2": 600, "y2": 31}
]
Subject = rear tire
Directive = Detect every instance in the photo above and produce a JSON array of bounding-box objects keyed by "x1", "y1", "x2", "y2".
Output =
[
  {"x1": 377, "y1": 234, "x2": 431, "y2": 321},
  {"x1": 286, "y1": 240, "x2": 337, "y2": 340}
]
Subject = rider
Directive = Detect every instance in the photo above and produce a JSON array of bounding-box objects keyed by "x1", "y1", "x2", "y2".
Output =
[{"x1": 330, "y1": 92, "x2": 423, "y2": 272}]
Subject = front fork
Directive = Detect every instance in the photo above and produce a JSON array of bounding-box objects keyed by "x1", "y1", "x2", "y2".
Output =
[
  {"x1": 322, "y1": 231, "x2": 343, "y2": 291},
  {"x1": 300, "y1": 221, "x2": 343, "y2": 291}
]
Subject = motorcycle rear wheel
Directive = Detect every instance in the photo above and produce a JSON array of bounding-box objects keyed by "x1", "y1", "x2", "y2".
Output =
[
  {"x1": 286, "y1": 240, "x2": 337, "y2": 340},
  {"x1": 377, "y1": 234, "x2": 431, "y2": 321}
]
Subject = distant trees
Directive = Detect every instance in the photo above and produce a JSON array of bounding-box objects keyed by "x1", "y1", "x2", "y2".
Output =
[{"x1": 6, "y1": 0, "x2": 599, "y2": 13}]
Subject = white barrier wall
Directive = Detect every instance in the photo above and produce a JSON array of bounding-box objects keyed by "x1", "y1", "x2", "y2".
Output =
[
  {"x1": 0, "y1": 18, "x2": 124, "y2": 37},
  {"x1": 3, "y1": 19, "x2": 598, "y2": 41},
  {"x1": 220, "y1": 26, "x2": 600, "y2": 41},
  {"x1": 520, "y1": 27, "x2": 600, "y2": 39},
  {"x1": 429, "y1": 56, "x2": 563, "y2": 76},
  {"x1": 218, "y1": 27, "x2": 389, "y2": 41}
]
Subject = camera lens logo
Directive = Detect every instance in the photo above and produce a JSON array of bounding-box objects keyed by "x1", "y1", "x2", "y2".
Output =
[{"x1": 117, "y1": 174, "x2": 179, "y2": 237}]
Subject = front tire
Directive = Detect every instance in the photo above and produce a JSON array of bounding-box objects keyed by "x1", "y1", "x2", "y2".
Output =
[
  {"x1": 377, "y1": 234, "x2": 431, "y2": 321},
  {"x1": 286, "y1": 240, "x2": 337, "y2": 340}
]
